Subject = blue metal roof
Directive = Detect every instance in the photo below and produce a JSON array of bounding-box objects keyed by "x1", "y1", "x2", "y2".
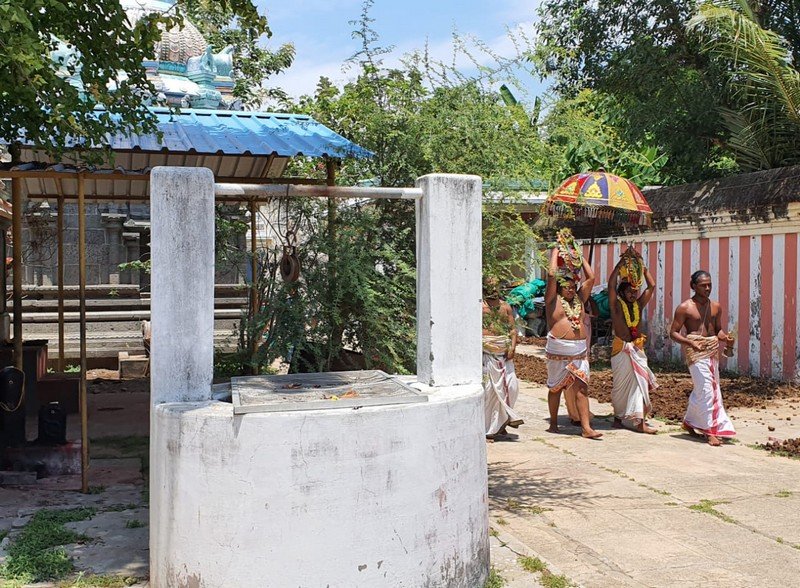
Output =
[{"x1": 14, "y1": 108, "x2": 373, "y2": 159}]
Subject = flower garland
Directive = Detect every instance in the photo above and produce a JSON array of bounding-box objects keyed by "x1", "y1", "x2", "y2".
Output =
[
  {"x1": 556, "y1": 228, "x2": 583, "y2": 274},
  {"x1": 560, "y1": 295, "x2": 583, "y2": 331},
  {"x1": 619, "y1": 248, "x2": 643, "y2": 290},
  {"x1": 621, "y1": 301, "x2": 640, "y2": 339}
]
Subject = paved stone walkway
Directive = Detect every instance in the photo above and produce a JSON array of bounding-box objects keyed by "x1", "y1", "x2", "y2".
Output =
[{"x1": 487, "y1": 379, "x2": 800, "y2": 587}]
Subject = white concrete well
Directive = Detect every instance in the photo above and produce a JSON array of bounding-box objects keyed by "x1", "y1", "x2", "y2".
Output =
[{"x1": 149, "y1": 169, "x2": 488, "y2": 587}]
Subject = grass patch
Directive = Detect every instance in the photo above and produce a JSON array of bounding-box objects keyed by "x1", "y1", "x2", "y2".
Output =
[
  {"x1": 124, "y1": 520, "x2": 145, "y2": 529},
  {"x1": 518, "y1": 556, "x2": 546, "y2": 573},
  {"x1": 0, "y1": 508, "x2": 95, "y2": 583},
  {"x1": 58, "y1": 573, "x2": 141, "y2": 587},
  {"x1": 0, "y1": 530, "x2": 7, "y2": 542},
  {"x1": 776, "y1": 490, "x2": 793, "y2": 498},
  {"x1": 484, "y1": 568, "x2": 505, "y2": 588},
  {"x1": 504, "y1": 498, "x2": 551, "y2": 515},
  {"x1": 688, "y1": 500, "x2": 736, "y2": 524},
  {"x1": 777, "y1": 537, "x2": 785, "y2": 544},
  {"x1": 665, "y1": 502, "x2": 679, "y2": 506},
  {"x1": 541, "y1": 571, "x2": 572, "y2": 588},
  {"x1": 517, "y1": 556, "x2": 573, "y2": 587},
  {"x1": 87, "y1": 486, "x2": 105, "y2": 495},
  {"x1": 489, "y1": 527, "x2": 499, "y2": 538}
]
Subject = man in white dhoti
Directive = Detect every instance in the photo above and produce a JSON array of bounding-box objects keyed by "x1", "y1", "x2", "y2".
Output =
[
  {"x1": 608, "y1": 251, "x2": 658, "y2": 434},
  {"x1": 483, "y1": 282, "x2": 523, "y2": 440},
  {"x1": 669, "y1": 270, "x2": 736, "y2": 446},
  {"x1": 545, "y1": 248, "x2": 602, "y2": 439}
]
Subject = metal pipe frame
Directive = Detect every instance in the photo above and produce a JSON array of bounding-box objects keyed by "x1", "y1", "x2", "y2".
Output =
[
  {"x1": 11, "y1": 178, "x2": 23, "y2": 371},
  {"x1": 77, "y1": 174, "x2": 89, "y2": 493},
  {"x1": 214, "y1": 183, "x2": 423, "y2": 200}
]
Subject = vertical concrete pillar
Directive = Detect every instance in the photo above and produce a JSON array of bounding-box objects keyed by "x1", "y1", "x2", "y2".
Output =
[
  {"x1": 150, "y1": 167, "x2": 215, "y2": 403},
  {"x1": 415, "y1": 174, "x2": 482, "y2": 387}
]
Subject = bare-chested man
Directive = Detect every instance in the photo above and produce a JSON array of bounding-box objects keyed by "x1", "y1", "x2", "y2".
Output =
[
  {"x1": 544, "y1": 248, "x2": 602, "y2": 439},
  {"x1": 482, "y1": 279, "x2": 523, "y2": 440},
  {"x1": 669, "y1": 270, "x2": 736, "y2": 446},
  {"x1": 608, "y1": 251, "x2": 659, "y2": 434}
]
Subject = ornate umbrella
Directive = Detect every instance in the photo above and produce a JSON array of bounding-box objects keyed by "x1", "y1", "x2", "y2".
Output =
[{"x1": 544, "y1": 171, "x2": 653, "y2": 262}]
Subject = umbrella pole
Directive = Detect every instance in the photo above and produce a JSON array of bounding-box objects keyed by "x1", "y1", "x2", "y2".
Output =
[{"x1": 587, "y1": 219, "x2": 598, "y2": 266}]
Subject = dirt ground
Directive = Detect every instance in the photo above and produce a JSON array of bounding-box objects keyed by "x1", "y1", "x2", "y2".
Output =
[
  {"x1": 761, "y1": 437, "x2": 800, "y2": 458},
  {"x1": 514, "y1": 353, "x2": 800, "y2": 423},
  {"x1": 86, "y1": 369, "x2": 149, "y2": 395}
]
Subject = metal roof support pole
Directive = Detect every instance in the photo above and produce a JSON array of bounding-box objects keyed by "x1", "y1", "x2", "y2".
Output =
[
  {"x1": 11, "y1": 178, "x2": 23, "y2": 372},
  {"x1": 325, "y1": 158, "x2": 340, "y2": 368},
  {"x1": 57, "y1": 189, "x2": 65, "y2": 371},
  {"x1": 249, "y1": 198, "x2": 259, "y2": 375},
  {"x1": 77, "y1": 174, "x2": 89, "y2": 493}
]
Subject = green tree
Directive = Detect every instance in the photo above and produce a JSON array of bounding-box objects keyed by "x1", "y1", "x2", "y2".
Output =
[
  {"x1": 534, "y1": 0, "x2": 733, "y2": 182},
  {"x1": 0, "y1": 0, "x2": 279, "y2": 161},
  {"x1": 186, "y1": 0, "x2": 295, "y2": 106},
  {"x1": 541, "y1": 90, "x2": 669, "y2": 187},
  {"x1": 688, "y1": 0, "x2": 800, "y2": 170}
]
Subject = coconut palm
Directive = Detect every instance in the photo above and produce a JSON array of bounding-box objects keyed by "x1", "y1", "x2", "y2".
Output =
[{"x1": 688, "y1": 0, "x2": 800, "y2": 170}]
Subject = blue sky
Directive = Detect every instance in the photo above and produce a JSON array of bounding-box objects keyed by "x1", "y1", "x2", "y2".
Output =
[{"x1": 258, "y1": 0, "x2": 545, "y2": 103}]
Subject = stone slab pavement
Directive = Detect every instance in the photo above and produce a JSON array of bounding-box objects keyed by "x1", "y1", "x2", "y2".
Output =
[{"x1": 487, "y1": 379, "x2": 800, "y2": 588}]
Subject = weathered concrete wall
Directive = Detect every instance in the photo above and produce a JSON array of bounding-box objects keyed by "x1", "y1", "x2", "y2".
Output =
[
  {"x1": 151, "y1": 385, "x2": 488, "y2": 588},
  {"x1": 149, "y1": 169, "x2": 489, "y2": 587},
  {"x1": 150, "y1": 167, "x2": 215, "y2": 404},
  {"x1": 416, "y1": 174, "x2": 482, "y2": 387}
]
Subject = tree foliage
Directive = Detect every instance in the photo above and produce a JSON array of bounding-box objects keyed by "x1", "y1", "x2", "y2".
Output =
[
  {"x1": 534, "y1": 0, "x2": 733, "y2": 182},
  {"x1": 688, "y1": 0, "x2": 800, "y2": 170},
  {"x1": 0, "y1": 0, "x2": 284, "y2": 160},
  {"x1": 185, "y1": 0, "x2": 295, "y2": 106}
]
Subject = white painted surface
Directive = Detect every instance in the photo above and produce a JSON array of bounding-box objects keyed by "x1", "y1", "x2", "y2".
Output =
[
  {"x1": 150, "y1": 385, "x2": 489, "y2": 588},
  {"x1": 415, "y1": 174, "x2": 482, "y2": 387},
  {"x1": 150, "y1": 167, "x2": 215, "y2": 403},
  {"x1": 772, "y1": 234, "x2": 785, "y2": 376},
  {"x1": 149, "y1": 170, "x2": 490, "y2": 587},
  {"x1": 749, "y1": 235, "x2": 761, "y2": 374}
]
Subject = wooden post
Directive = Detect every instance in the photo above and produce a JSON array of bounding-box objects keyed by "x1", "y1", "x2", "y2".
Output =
[
  {"x1": 11, "y1": 178, "x2": 23, "y2": 371},
  {"x1": 249, "y1": 198, "x2": 259, "y2": 375},
  {"x1": 57, "y1": 190, "x2": 65, "y2": 371},
  {"x1": 77, "y1": 174, "x2": 89, "y2": 493}
]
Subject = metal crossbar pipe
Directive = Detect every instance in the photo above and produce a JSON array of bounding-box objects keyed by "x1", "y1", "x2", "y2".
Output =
[{"x1": 214, "y1": 183, "x2": 423, "y2": 200}]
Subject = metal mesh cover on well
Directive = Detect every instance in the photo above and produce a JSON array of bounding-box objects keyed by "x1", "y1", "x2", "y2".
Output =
[{"x1": 231, "y1": 370, "x2": 427, "y2": 414}]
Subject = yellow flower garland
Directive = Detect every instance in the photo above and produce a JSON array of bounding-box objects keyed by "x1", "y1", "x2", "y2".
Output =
[
  {"x1": 621, "y1": 301, "x2": 640, "y2": 328},
  {"x1": 560, "y1": 296, "x2": 583, "y2": 331}
]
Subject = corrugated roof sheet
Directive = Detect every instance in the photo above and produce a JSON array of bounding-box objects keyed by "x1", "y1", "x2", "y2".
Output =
[{"x1": 9, "y1": 108, "x2": 373, "y2": 159}]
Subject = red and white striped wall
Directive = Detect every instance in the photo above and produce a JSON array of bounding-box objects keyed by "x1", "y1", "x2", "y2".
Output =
[{"x1": 583, "y1": 213, "x2": 800, "y2": 381}]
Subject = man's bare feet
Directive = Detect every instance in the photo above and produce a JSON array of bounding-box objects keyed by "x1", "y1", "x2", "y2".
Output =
[
  {"x1": 581, "y1": 430, "x2": 603, "y2": 440},
  {"x1": 682, "y1": 423, "x2": 699, "y2": 436},
  {"x1": 546, "y1": 425, "x2": 560, "y2": 434},
  {"x1": 497, "y1": 426, "x2": 508, "y2": 436},
  {"x1": 707, "y1": 435, "x2": 722, "y2": 446},
  {"x1": 613, "y1": 417, "x2": 624, "y2": 429},
  {"x1": 636, "y1": 421, "x2": 658, "y2": 435},
  {"x1": 507, "y1": 419, "x2": 523, "y2": 429}
]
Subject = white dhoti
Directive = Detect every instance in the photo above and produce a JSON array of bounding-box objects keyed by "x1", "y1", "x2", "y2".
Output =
[
  {"x1": 545, "y1": 335, "x2": 590, "y2": 422},
  {"x1": 483, "y1": 336, "x2": 523, "y2": 435},
  {"x1": 683, "y1": 336, "x2": 736, "y2": 438},
  {"x1": 611, "y1": 337, "x2": 657, "y2": 425}
]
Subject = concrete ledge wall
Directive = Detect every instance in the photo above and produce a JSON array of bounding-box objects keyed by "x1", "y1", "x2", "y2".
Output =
[{"x1": 150, "y1": 385, "x2": 489, "y2": 588}]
